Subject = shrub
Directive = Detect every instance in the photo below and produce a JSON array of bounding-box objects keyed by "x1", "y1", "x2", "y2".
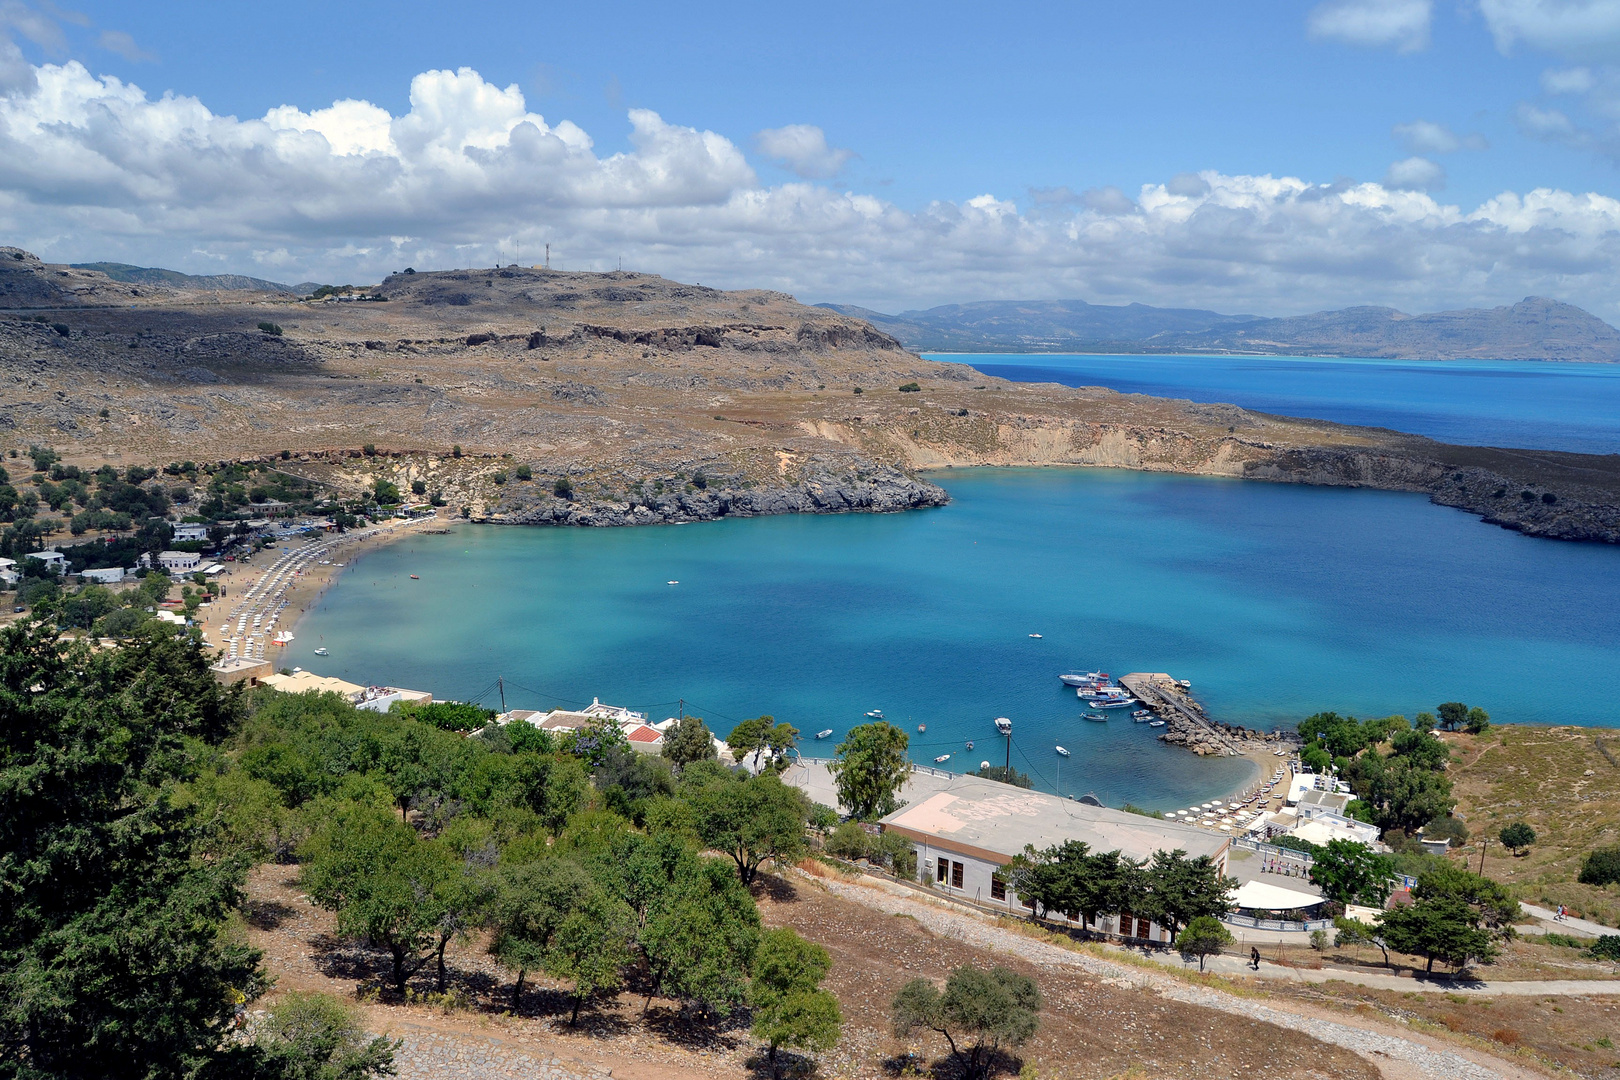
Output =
[
  {"x1": 492, "y1": 471, "x2": 507, "y2": 485},
  {"x1": 451, "y1": 445, "x2": 463, "y2": 458},
  {"x1": 1590, "y1": 935, "x2": 1620, "y2": 961},
  {"x1": 898, "y1": 382, "x2": 921, "y2": 392},
  {"x1": 824, "y1": 821, "x2": 869, "y2": 860},
  {"x1": 410, "y1": 480, "x2": 426, "y2": 496},
  {"x1": 957, "y1": 408, "x2": 969, "y2": 416},
  {"x1": 1520, "y1": 490, "x2": 1535, "y2": 502},
  {"x1": 1579, "y1": 846, "x2": 1620, "y2": 887},
  {"x1": 362, "y1": 444, "x2": 376, "y2": 456},
  {"x1": 514, "y1": 464, "x2": 532, "y2": 481},
  {"x1": 51, "y1": 323, "x2": 69, "y2": 337},
  {"x1": 1542, "y1": 492, "x2": 1557, "y2": 505},
  {"x1": 853, "y1": 387, "x2": 863, "y2": 395},
  {"x1": 553, "y1": 477, "x2": 573, "y2": 499},
  {"x1": 257, "y1": 321, "x2": 283, "y2": 336}
]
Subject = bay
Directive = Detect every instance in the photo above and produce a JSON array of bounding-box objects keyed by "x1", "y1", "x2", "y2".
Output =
[
  {"x1": 935, "y1": 352, "x2": 1620, "y2": 455},
  {"x1": 282, "y1": 467, "x2": 1620, "y2": 812}
]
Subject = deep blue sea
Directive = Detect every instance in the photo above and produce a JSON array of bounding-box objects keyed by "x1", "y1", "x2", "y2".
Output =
[
  {"x1": 932, "y1": 353, "x2": 1620, "y2": 455},
  {"x1": 283, "y1": 468, "x2": 1620, "y2": 811}
]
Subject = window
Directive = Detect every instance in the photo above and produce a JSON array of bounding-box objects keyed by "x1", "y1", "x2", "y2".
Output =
[
  {"x1": 951, "y1": 861, "x2": 963, "y2": 889},
  {"x1": 1137, "y1": 917, "x2": 1152, "y2": 940},
  {"x1": 1119, "y1": 912, "x2": 1133, "y2": 938},
  {"x1": 937, "y1": 860, "x2": 948, "y2": 883},
  {"x1": 990, "y1": 876, "x2": 1006, "y2": 901}
]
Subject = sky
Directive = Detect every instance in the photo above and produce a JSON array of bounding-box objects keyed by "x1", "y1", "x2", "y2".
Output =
[{"x1": 7, "y1": 0, "x2": 1620, "y2": 315}]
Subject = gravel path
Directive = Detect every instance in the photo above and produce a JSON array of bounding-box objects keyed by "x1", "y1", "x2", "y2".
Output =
[
  {"x1": 386, "y1": 1023, "x2": 612, "y2": 1080},
  {"x1": 817, "y1": 876, "x2": 1532, "y2": 1080}
]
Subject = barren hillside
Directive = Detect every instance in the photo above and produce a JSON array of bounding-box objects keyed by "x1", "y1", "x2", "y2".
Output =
[{"x1": 3, "y1": 250, "x2": 1618, "y2": 541}]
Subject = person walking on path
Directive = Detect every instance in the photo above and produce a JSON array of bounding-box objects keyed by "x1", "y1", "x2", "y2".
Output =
[{"x1": 1251, "y1": 946, "x2": 1261, "y2": 970}]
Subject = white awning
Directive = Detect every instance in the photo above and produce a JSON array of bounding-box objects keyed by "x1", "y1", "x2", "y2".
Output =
[{"x1": 1232, "y1": 880, "x2": 1324, "y2": 911}]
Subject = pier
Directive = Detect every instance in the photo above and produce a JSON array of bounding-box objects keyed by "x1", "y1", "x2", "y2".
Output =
[{"x1": 1118, "y1": 672, "x2": 1244, "y2": 756}]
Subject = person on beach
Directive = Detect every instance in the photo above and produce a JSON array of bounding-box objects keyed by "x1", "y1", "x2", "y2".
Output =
[{"x1": 1250, "y1": 947, "x2": 1261, "y2": 970}]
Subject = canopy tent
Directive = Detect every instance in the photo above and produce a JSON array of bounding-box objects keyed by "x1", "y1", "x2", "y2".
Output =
[{"x1": 1231, "y1": 880, "x2": 1324, "y2": 912}]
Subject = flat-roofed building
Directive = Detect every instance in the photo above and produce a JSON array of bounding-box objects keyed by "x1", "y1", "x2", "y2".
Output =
[
  {"x1": 880, "y1": 774, "x2": 1229, "y2": 944},
  {"x1": 261, "y1": 671, "x2": 367, "y2": 703}
]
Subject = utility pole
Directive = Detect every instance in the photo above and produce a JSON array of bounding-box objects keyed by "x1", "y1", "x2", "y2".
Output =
[
  {"x1": 1479, "y1": 838, "x2": 1489, "y2": 875},
  {"x1": 678, "y1": 698, "x2": 684, "y2": 722},
  {"x1": 497, "y1": 676, "x2": 505, "y2": 712},
  {"x1": 545, "y1": 243, "x2": 550, "y2": 270}
]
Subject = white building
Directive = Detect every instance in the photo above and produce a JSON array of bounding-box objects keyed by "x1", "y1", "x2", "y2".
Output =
[
  {"x1": 880, "y1": 774, "x2": 1230, "y2": 944},
  {"x1": 0, "y1": 557, "x2": 15, "y2": 586},
  {"x1": 157, "y1": 550, "x2": 202, "y2": 573},
  {"x1": 30, "y1": 551, "x2": 66, "y2": 575},
  {"x1": 172, "y1": 523, "x2": 209, "y2": 543},
  {"x1": 79, "y1": 567, "x2": 126, "y2": 584}
]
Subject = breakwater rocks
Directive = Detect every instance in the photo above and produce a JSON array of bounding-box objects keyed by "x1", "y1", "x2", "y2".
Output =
[{"x1": 497, "y1": 467, "x2": 949, "y2": 527}]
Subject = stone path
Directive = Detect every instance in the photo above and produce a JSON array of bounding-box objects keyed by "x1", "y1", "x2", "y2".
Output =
[
  {"x1": 820, "y1": 874, "x2": 1549, "y2": 1080},
  {"x1": 385, "y1": 1022, "x2": 612, "y2": 1080}
]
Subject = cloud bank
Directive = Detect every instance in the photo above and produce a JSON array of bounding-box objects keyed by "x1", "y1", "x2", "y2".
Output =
[{"x1": 6, "y1": 60, "x2": 1620, "y2": 315}]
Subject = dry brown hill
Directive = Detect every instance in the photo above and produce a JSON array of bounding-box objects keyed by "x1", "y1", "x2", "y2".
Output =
[{"x1": 2, "y1": 251, "x2": 1618, "y2": 541}]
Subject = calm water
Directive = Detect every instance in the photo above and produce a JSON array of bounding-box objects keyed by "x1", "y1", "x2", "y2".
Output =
[
  {"x1": 283, "y1": 468, "x2": 1620, "y2": 811},
  {"x1": 934, "y1": 353, "x2": 1620, "y2": 454}
]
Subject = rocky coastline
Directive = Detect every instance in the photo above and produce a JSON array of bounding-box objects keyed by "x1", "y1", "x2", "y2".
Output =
[{"x1": 494, "y1": 466, "x2": 948, "y2": 527}]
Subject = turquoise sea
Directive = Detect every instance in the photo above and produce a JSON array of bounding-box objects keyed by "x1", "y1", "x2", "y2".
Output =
[
  {"x1": 937, "y1": 353, "x2": 1620, "y2": 455},
  {"x1": 282, "y1": 468, "x2": 1620, "y2": 812}
]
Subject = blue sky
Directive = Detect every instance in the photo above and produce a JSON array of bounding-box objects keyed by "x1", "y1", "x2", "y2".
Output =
[{"x1": 6, "y1": 0, "x2": 1620, "y2": 315}]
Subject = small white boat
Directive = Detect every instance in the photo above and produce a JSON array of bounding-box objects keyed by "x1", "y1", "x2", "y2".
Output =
[
  {"x1": 667, "y1": 580, "x2": 679, "y2": 585},
  {"x1": 1088, "y1": 697, "x2": 1136, "y2": 709},
  {"x1": 1084, "y1": 713, "x2": 1108, "y2": 722},
  {"x1": 1178, "y1": 679, "x2": 1191, "y2": 688},
  {"x1": 965, "y1": 740, "x2": 974, "y2": 751},
  {"x1": 1132, "y1": 709, "x2": 1152, "y2": 718},
  {"x1": 1055, "y1": 745, "x2": 1070, "y2": 757},
  {"x1": 313, "y1": 647, "x2": 328, "y2": 656},
  {"x1": 815, "y1": 729, "x2": 833, "y2": 739},
  {"x1": 1028, "y1": 633, "x2": 1042, "y2": 638},
  {"x1": 934, "y1": 754, "x2": 951, "y2": 764},
  {"x1": 865, "y1": 709, "x2": 884, "y2": 719},
  {"x1": 994, "y1": 717, "x2": 1012, "y2": 735}
]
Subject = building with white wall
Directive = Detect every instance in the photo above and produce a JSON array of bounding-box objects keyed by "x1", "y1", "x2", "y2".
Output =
[{"x1": 880, "y1": 774, "x2": 1230, "y2": 944}]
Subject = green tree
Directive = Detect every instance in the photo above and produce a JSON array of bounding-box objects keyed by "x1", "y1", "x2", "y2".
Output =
[
  {"x1": 1463, "y1": 706, "x2": 1491, "y2": 734},
  {"x1": 487, "y1": 859, "x2": 588, "y2": 1012},
  {"x1": 1579, "y1": 846, "x2": 1620, "y2": 887},
  {"x1": 1435, "y1": 702, "x2": 1469, "y2": 731},
  {"x1": 250, "y1": 991, "x2": 398, "y2": 1080},
  {"x1": 688, "y1": 772, "x2": 809, "y2": 884},
  {"x1": 828, "y1": 721, "x2": 911, "y2": 820},
  {"x1": 750, "y1": 928, "x2": 842, "y2": 1079},
  {"x1": 1333, "y1": 915, "x2": 1391, "y2": 966},
  {"x1": 639, "y1": 854, "x2": 760, "y2": 1015},
  {"x1": 1177, "y1": 915, "x2": 1232, "y2": 972},
  {"x1": 1308, "y1": 839, "x2": 1395, "y2": 906},
  {"x1": 371, "y1": 479, "x2": 401, "y2": 505},
  {"x1": 1388, "y1": 728, "x2": 1451, "y2": 771},
  {"x1": 970, "y1": 765, "x2": 1031, "y2": 788},
  {"x1": 547, "y1": 881, "x2": 635, "y2": 1025},
  {"x1": 299, "y1": 805, "x2": 459, "y2": 994},
  {"x1": 1498, "y1": 822, "x2": 1536, "y2": 856},
  {"x1": 0, "y1": 619, "x2": 266, "y2": 1078},
  {"x1": 1143, "y1": 849, "x2": 1235, "y2": 938},
  {"x1": 1413, "y1": 863, "x2": 1520, "y2": 930},
  {"x1": 1377, "y1": 896, "x2": 1497, "y2": 974},
  {"x1": 662, "y1": 714, "x2": 718, "y2": 769},
  {"x1": 891, "y1": 966, "x2": 1041, "y2": 1080}
]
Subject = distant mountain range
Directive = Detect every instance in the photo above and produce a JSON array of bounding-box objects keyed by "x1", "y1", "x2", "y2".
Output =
[
  {"x1": 819, "y1": 296, "x2": 1620, "y2": 362},
  {"x1": 69, "y1": 262, "x2": 315, "y2": 294}
]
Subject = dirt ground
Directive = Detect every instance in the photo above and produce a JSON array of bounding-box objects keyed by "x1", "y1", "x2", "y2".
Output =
[{"x1": 246, "y1": 861, "x2": 1384, "y2": 1080}]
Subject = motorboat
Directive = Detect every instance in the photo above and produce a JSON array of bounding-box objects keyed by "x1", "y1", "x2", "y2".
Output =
[
  {"x1": 865, "y1": 709, "x2": 884, "y2": 719},
  {"x1": 1055, "y1": 745, "x2": 1071, "y2": 757},
  {"x1": 409, "y1": 574, "x2": 419, "y2": 580},
  {"x1": 1028, "y1": 633, "x2": 1042, "y2": 638},
  {"x1": 1088, "y1": 697, "x2": 1136, "y2": 709},
  {"x1": 993, "y1": 717, "x2": 1012, "y2": 735},
  {"x1": 965, "y1": 740, "x2": 974, "y2": 751},
  {"x1": 1084, "y1": 713, "x2": 1108, "y2": 722},
  {"x1": 1132, "y1": 714, "x2": 1154, "y2": 723},
  {"x1": 1077, "y1": 686, "x2": 1125, "y2": 698},
  {"x1": 934, "y1": 754, "x2": 951, "y2": 764},
  {"x1": 815, "y1": 729, "x2": 833, "y2": 739},
  {"x1": 313, "y1": 647, "x2": 329, "y2": 656},
  {"x1": 1132, "y1": 709, "x2": 1152, "y2": 718},
  {"x1": 917, "y1": 723, "x2": 926, "y2": 733}
]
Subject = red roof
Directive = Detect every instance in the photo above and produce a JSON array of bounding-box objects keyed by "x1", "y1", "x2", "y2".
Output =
[{"x1": 625, "y1": 725, "x2": 663, "y2": 743}]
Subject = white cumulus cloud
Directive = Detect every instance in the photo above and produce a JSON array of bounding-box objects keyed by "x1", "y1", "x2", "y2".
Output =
[
  {"x1": 1392, "y1": 119, "x2": 1489, "y2": 153},
  {"x1": 1383, "y1": 156, "x2": 1447, "y2": 189},
  {"x1": 7, "y1": 61, "x2": 1620, "y2": 317},
  {"x1": 1478, "y1": 0, "x2": 1620, "y2": 58},
  {"x1": 1306, "y1": 0, "x2": 1433, "y2": 52},
  {"x1": 753, "y1": 124, "x2": 855, "y2": 179}
]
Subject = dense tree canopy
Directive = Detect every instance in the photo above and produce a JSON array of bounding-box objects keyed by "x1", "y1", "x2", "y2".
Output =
[
  {"x1": 828, "y1": 722, "x2": 911, "y2": 820},
  {"x1": 892, "y1": 966, "x2": 1041, "y2": 1080}
]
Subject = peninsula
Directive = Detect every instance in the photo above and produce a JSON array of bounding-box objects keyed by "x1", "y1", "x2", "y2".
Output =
[{"x1": 3, "y1": 247, "x2": 1619, "y2": 543}]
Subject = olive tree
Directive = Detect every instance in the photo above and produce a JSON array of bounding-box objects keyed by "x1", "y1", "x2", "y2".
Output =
[{"x1": 891, "y1": 966, "x2": 1040, "y2": 1080}]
